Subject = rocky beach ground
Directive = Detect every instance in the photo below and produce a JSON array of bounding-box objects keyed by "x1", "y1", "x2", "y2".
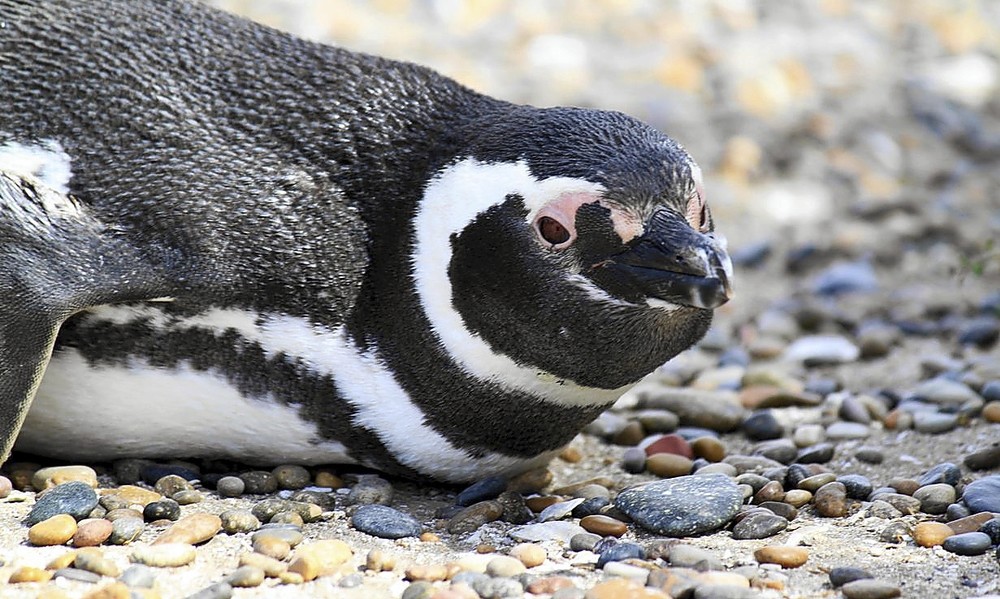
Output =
[{"x1": 2, "y1": 1, "x2": 1000, "y2": 598}]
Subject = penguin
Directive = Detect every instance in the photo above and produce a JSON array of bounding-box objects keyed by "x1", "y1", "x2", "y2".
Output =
[{"x1": 0, "y1": 0, "x2": 732, "y2": 483}]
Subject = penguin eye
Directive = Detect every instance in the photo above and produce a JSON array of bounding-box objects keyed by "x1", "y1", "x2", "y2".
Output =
[{"x1": 537, "y1": 216, "x2": 571, "y2": 246}]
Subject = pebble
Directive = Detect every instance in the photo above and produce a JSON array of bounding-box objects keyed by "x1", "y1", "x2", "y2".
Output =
[
  {"x1": 829, "y1": 567, "x2": 874, "y2": 587},
  {"x1": 646, "y1": 453, "x2": 694, "y2": 478},
  {"x1": 873, "y1": 493, "x2": 921, "y2": 515},
  {"x1": 754, "y1": 439, "x2": 797, "y2": 464},
  {"x1": 527, "y1": 576, "x2": 576, "y2": 595},
  {"x1": 641, "y1": 388, "x2": 745, "y2": 432},
  {"x1": 569, "y1": 532, "x2": 601, "y2": 552},
  {"x1": 142, "y1": 499, "x2": 180, "y2": 522},
  {"x1": 239, "y1": 471, "x2": 278, "y2": 495},
  {"x1": 983, "y1": 400, "x2": 1000, "y2": 422},
  {"x1": 185, "y1": 581, "x2": 233, "y2": 599},
  {"x1": 837, "y1": 475, "x2": 873, "y2": 500},
  {"x1": 539, "y1": 498, "x2": 586, "y2": 522},
  {"x1": 580, "y1": 514, "x2": 628, "y2": 537},
  {"x1": 130, "y1": 543, "x2": 197, "y2": 567},
  {"x1": 227, "y1": 565, "x2": 265, "y2": 588},
  {"x1": 219, "y1": 509, "x2": 260, "y2": 534},
  {"x1": 154, "y1": 474, "x2": 194, "y2": 497},
  {"x1": 75, "y1": 548, "x2": 121, "y2": 577},
  {"x1": 964, "y1": 445, "x2": 1000, "y2": 470},
  {"x1": 644, "y1": 433, "x2": 694, "y2": 458},
  {"x1": 668, "y1": 544, "x2": 724, "y2": 570},
  {"x1": 456, "y1": 476, "x2": 506, "y2": 506},
  {"x1": 73, "y1": 518, "x2": 114, "y2": 547},
  {"x1": 783, "y1": 335, "x2": 859, "y2": 365},
  {"x1": 854, "y1": 447, "x2": 885, "y2": 464},
  {"x1": 109, "y1": 517, "x2": 145, "y2": 545},
  {"x1": 485, "y1": 555, "x2": 527, "y2": 577},
  {"x1": 26, "y1": 481, "x2": 100, "y2": 525},
  {"x1": 813, "y1": 482, "x2": 848, "y2": 517},
  {"x1": 614, "y1": 474, "x2": 742, "y2": 537},
  {"x1": 241, "y1": 551, "x2": 289, "y2": 577},
  {"x1": 510, "y1": 521, "x2": 587, "y2": 544},
  {"x1": 251, "y1": 537, "x2": 291, "y2": 560},
  {"x1": 912, "y1": 484, "x2": 956, "y2": 514},
  {"x1": 742, "y1": 411, "x2": 784, "y2": 441},
  {"x1": 508, "y1": 543, "x2": 546, "y2": 568},
  {"x1": 288, "y1": 540, "x2": 352, "y2": 581},
  {"x1": 119, "y1": 564, "x2": 156, "y2": 588},
  {"x1": 347, "y1": 475, "x2": 394, "y2": 505},
  {"x1": 52, "y1": 567, "x2": 102, "y2": 584},
  {"x1": 572, "y1": 496, "x2": 609, "y2": 518},
  {"x1": 912, "y1": 521, "x2": 954, "y2": 547},
  {"x1": 172, "y1": 490, "x2": 204, "y2": 505},
  {"x1": 9, "y1": 566, "x2": 53, "y2": 583},
  {"x1": 603, "y1": 561, "x2": 650, "y2": 584},
  {"x1": 272, "y1": 465, "x2": 311, "y2": 490},
  {"x1": 404, "y1": 564, "x2": 449, "y2": 582},
  {"x1": 942, "y1": 531, "x2": 992, "y2": 555},
  {"x1": 841, "y1": 579, "x2": 902, "y2": 599},
  {"x1": 622, "y1": 447, "x2": 647, "y2": 473},
  {"x1": 961, "y1": 475, "x2": 1000, "y2": 513},
  {"x1": 691, "y1": 436, "x2": 727, "y2": 462},
  {"x1": 585, "y1": 578, "x2": 661, "y2": 599},
  {"x1": 919, "y1": 462, "x2": 961, "y2": 487},
  {"x1": 796, "y1": 442, "x2": 835, "y2": 463},
  {"x1": 105, "y1": 486, "x2": 162, "y2": 508},
  {"x1": 946, "y1": 503, "x2": 972, "y2": 522},
  {"x1": 0, "y1": 474, "x2": 11, "y2": 499},
  {"x1": 215, "y1": 476, "x2": 245, "y2": 498},
  {"x1": 32, "y1": 465, "x2": 99, "y2": 491},
  {"x1": 825, "y1": 421, "x2": 870, "y2": 440},
  {"x1": 911, "y1": 378, "x2": 980, "y2": 405},
  {"x1": 596, "y1": 541, "x2": 645, "y2": 567},
  {"x1": 731, "y1": 511, "x2": 788, "y2": 539},
  {"x1": 48, "y1": 551, "x2": 78, "y2": 570},
  {"x1": 448, "y1": 500, "x2": 504, "y2": 534},
  {"x1": 798, "y1": 473, "x2": 837, "y2": 492},
  {"x1": 783, "y1": 489, "x2": 812, "y2": 508},
  {"x1": 496, "y1": 491, "x2": 534, "y2": 525},
  {"x1": 958, "y1": 316, "x2": 999, "y2": 347},
  {"x1": 912, "y1": 411, "x2": 959, "y2": 434},
  {"x1": 753, "y1": 546, "x2": 809, "y2": 568},
  {"x1": 29, "y1": 514, "x2": 78, "y2": 546},
  {"x1": 352, "y1": 504, "x2": 422, "y2": 539},
  {"x1": 879, "y1": 521, "x2": 910, "y2": 544}
]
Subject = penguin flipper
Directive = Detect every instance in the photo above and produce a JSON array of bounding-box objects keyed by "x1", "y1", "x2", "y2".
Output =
[{"x1": 0, "y1": 171, "x2": 171, "y2": 463}]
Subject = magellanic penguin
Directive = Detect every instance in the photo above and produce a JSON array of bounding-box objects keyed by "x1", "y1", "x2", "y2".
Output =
[{"x1": 0, "y1": 0, "x2": 733, "y2": 483}]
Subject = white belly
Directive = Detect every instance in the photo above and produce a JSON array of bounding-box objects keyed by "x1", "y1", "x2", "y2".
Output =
[{"x1": 17, "y1": 348, "x2": 355, "y2": 465}]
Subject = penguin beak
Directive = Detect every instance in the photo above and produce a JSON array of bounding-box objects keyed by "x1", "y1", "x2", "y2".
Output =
[{"x1": 590, "y1": 209, "x2": 733, "y2": 309}]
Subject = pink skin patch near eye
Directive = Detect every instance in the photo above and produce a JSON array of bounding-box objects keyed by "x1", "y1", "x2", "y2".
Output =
[{"x1": 532, "y1": 192, "x2": 644, "y2": 249}]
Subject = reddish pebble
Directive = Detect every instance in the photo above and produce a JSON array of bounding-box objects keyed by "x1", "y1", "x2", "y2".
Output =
[
  {"x1": 73, "y1": 519, "x2": 114, "y2": 547},
  {"x1": 644, "y1": 434, "x2": 693, "y2": 458},
  {"x1": 527, "y1": 576, "x2": 576, "y2": 594},
  {"x1": 580, "y1": 515, "x2": 628, "y2": 537}
]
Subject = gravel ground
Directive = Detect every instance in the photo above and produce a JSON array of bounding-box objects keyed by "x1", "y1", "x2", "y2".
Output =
[{"x1": 2, "y1": 2, "x2": 1000, "y2": 598}]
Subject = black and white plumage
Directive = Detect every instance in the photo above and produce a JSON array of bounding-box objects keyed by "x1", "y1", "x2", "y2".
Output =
[{"x1": 0, "y1": 0, "x2": 732, "y2": 482}]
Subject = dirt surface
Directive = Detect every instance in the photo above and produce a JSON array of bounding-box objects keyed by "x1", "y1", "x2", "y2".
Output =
[{"x1": 2, "y1": 1, "x2": 1000, "y2": 598}]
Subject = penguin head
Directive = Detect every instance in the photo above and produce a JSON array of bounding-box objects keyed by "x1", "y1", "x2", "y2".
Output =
[{"x1": 412, "y1": 106, "x2": 732, "y2": 389}]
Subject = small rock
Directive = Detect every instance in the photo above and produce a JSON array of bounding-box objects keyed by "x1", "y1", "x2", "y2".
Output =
[
  {"x1": 753, "y1": 546, "x2": 808, "y2": 568},
  {"x1": 240, "y1": 552, "x2": 289, "y2": 577},
  {"x1": 52, "y1": 567, "x2": 102, "y2": 583},
  {"x1": 404, "y1": 564, "x2": 449, "y2": 583},
  {"x1": 911, "y1": 378, "x2": 980, "y2": 406},
  {"x1": 509, "y1": 543, "x2": 546, "y2": 568},
  {"x1": 596, "y1": 541, "x2": 645, "y2": 568},
  {"x1": 184, "y1": 581, "x2": 233, "y2": 599},
  {"x1": 919, "y1": 462, "x2": 962, "y2": 486},
  {"x1": 527, "y1": 576, "x2": 576, "y2": 595},
  {"x1": 731, "y1": 511, "x2": 788, "y2": 539},
  {"x1": 351, "y1": 504, "x2": 422, "y2": 539},
  {"x1": 0, "y1": 475, "x2": 11, "y2": 499},
  {"x1": 32, "y1": 466, "x2": 98, "y2": 491},
  {"x1": 640, "y1": 388, "x2": 745, "y2": 432},
  {"x1": 983, "y1": 400, "x2": 1000, "y2": 422},
  {"x1": 119, "y1": 564, "x2": 157, "y2": 588},
  {"x1": 798, "y1": 473, "x2": 837, "y2": 492},
  {"x1": 837, "y1": 475, "x2": 873, "y2": 500},
  {"x1": 754, "y1": 439, "x2": 797, "y2": 465},
  {"x1": 347, "y1": 475, "x2": 394, "y2": 505},
  {"x1": 913, "y1": 411, "x2": 959, "y2": 434},
  {"x1": 272, "y1": 465, "x2": 311, "y2": 490},
  {"x1": 841, "y1": 579, "x2": 901, "y2": 599},
  {"x1": 961, "y1": 475, "x2": 1000, "y2": 513},
  {"x1": 796, "y1": 442, "x2": 835, "y2": 464},
  {"x1": 239, "y1": 471, "x2": 278, "y2": 495},
  {"x1": 872, "y1": 493, "x2": 921, "y2": 515},
  {"x1": 288, "y1": 540, "x2": 352, "y2": 581},
  {"x1": 783, "y1": 489, "x2": 812, "y2": 508},
  {"x1": 219, "y1": 509, "x2": 260, "y2": 534},
  {"x1": 227, "y1": 565, "x2": 265, "y2": 588},
  {"x1": 142, "y1": 499, "x2": 180, "y2": 522},
  {"x1": 646, "y1": 453, "x2": 694, "y2": 478},
  {"x1": 172, "y1": 490, "x2": 204, "y2": 505},
  {"x1": 154, "y1": 513, "x2": 221, "y2": 546},
  {"x1": 964, "y1": 445, "x2": 1000, "y2": 470},
  {"x1": 622, "y1": 447, "x2": 647, "y2": 473},
  {"x1": 216, "y1": 476, "x2": 245, "y2": 498},
  {"x1": 829, "y1": 566, "x2": 873, "y2": 587},
  {"x1": 448, "y1": 500, "x2": 503, "y2": 534},
  {"x1": 668, "y1": 544, "x2": 724, "y2": 570},
  {"x1": 75, "y1": 548, "x2": 121, "y2": 577},
  {"x1": 813, "y1": 482, "x2": 848, "y2": 517},
  {"x1": 456, "y1": 476, "x2": 507, "y2": 507},
  {"x1": 825, "y1": 422, "x2": 870, "y2": 440},
  {"x1": 251, "y1": 536, "x2": 291, "y2": 560},
  {"x1": 580, "y1": 514, "x2": 627, "y2": 537},
  {"x1": 9, "y1": 566, "x2": 53, "y2": 583},
  {"x1": 644, "y1": 433, "x2": 694, "y2": 458},
  {"x1": 26, "y1": 481, "x2": 99, "y2": 525},
  {"x1": 109, "y1": 517, "x2": 145, "y2": 545},
  {"x1": 538, "y1": 498, "x2": 586, "y2": 522},
  {"x1": 942, "y1": 531, "x2": 992, "y2": 555},
  {"x1": 130, "y1": 543, "x2": 197, "y2": 567},
  {"x1": 784, "y1": 335, "x2": 859, "y2": 365},
  {"x1": 73, "y1": 518, "x2": 114, "y2": 547},
  {"x1": 855, "y1": 448, "x2": 885, "y2": 464},
  {"x1": 614, "y1": 474, "x2": 743, "y2": 537},
  {"x1": 569, "y1": 532, "x2": 601, "y2": 552},
  {"x1": 913, "y1": 484, "x2": 956, "y2": 514},
  {"x1": 486, "y1": 555, "x2": 526, "y2": 577},
  {"x1": 958, "y1": 316, "x2": 999, "y2": 347},
  {"x1": 154, "y1": 475, "x2": 194, "y2": 498},
  {"x1": 912, "y1": 521, "x2": 954, "y2": 547},
  {"x1": 28, "y1": 514, "x2": 78, "y2": 546},
  {"x1": 742, "y1": 411, "x2": 784, "y2": 441}
]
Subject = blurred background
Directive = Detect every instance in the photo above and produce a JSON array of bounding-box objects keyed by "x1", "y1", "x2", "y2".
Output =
[{"x1": 207, "y1": 0, "x2": 999, "y2": 335}]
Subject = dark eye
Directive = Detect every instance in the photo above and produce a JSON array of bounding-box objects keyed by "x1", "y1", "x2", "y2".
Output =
[{"x1": 538, "y1": 216, "x2": 571, "y2": 245}]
